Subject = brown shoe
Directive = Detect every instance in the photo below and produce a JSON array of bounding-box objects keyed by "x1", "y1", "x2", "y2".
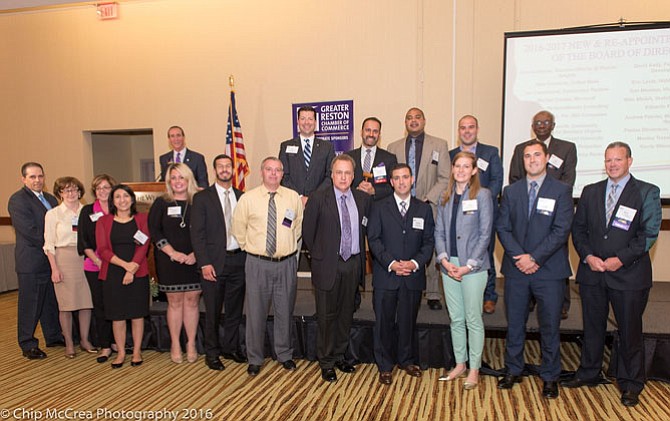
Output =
[
  {"x1": 379, "y1": 372, "x2": 392, "y2": 385},
  {"x1": 403, "y1": 364, "x2": 422, "y2": 377},
  {"x1": 483, "y1": 300, "x2": 496, "y2": 314}
]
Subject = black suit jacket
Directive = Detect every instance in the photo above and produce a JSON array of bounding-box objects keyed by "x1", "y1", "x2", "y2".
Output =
[
  {"x1": 572, "y1": 176, "x2": 661, "y2": 291},
  {"x1": 302, "y1": 187, "x2": 372, "y2": 291},
  {"x1": 159, "y1": 149, "x2": 209, "y2": 188},
  {"x1": 190, "y1": 184, "x2": 243, "y2": 275},
  {"x1": 8, "y1": 187, "x2": 58, "y2": 274},
  {"x1": 508, "y1": 137, "x2": 577, "y2": 186},
  {"x1": 345, "y1": 147, "x2": 398, "y2": 202},
  {"x1": 279, "y1": 137, "x2": 335, "y2": 196}
]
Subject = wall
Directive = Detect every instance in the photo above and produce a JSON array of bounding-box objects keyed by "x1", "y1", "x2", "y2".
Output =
[{"x1": 2, "y1": 0, "x2": 669, "y2": 279}]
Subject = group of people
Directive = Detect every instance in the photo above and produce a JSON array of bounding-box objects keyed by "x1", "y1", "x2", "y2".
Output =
[{"x1": 8, "y1": 106, "x2": 661, "y2": 408}]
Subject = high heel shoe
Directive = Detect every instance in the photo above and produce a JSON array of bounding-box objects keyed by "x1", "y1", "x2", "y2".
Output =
[
  {"x1": 463, "y1": 381, "x2": 478, "y2": 390},
  {"x1": 186, "y1": 351, "x2": 198, "y2": 363},
  {"x1": 111, "y1": 361, "x2": 124, "y2": 369},
  {"x1": 80, "y1": 345, "x2": 98, "y2": 354},
  {"x1": 131, "y1": 360, "x2": 143, "y2": 367},
  {"x1": 65, "y1": 352, "x2": 76, "y2": 359},
  {"x1": 171, "y1": 353, "x2": 183, "y2": 364}
]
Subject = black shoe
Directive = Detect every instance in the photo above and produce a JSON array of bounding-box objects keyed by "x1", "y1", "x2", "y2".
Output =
[
  {"x1": 222, "y1": 351, "x2": 247, "y2": 364},
  {"x1": 621, "y1": 391, "x2": 640, "y2": 407},
  {"x1": 427, "y1": 299, "x2": 442, "y2": 310},
  {"x1": 96, "y1": 355, "x2": 110, "y2": 364},
  {"x1": 560, "y1": 376, "x2": 602, "y2": 388},
  {"x1": 205, "y1": 357, "x2": 225, "y2": 371},
  {"x1": 22, "y1": 347, "x2": 47, "y2": 360},
  {"x1": 497, "y1": 374, "x2": 523, "y2": 389},
  {"x1": 282, "y1": 359, "x2": 297, "y2": 371},
  {"x1": 46, "y1": 340, "x2": 65, "y2": 348},
  {"x1": 334, "y1": 360, "x2": 356, "y2": 373},
  {"x1": 542, "y1": 381, "x2": 559, "y2": 399},
  {"x1": 321, "y1": 368, "x2": 337, "y2": 382},
  {"x1": 247, "y1": 364, "x2": 261, "y2": 377},
  {"x1": 111, "y1": 361, "x2": 123, "y2": 369},
  {"x1": 130, "y1": 360, "x2": 143, "y2": 367}
]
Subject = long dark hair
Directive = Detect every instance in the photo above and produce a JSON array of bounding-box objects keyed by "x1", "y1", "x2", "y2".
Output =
[{"x1": 108, "y1": 184, "x2": 138, "y2": 216}]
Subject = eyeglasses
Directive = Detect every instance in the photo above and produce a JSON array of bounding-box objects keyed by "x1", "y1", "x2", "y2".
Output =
[
  {"x1": 62, "y1": 188, "x2": 79, "y2": 194},
  {"x1": 95, "y1": 186, "x2": 112, "y2": 191},
  {"x1": 533, "y1": 120, "x2": 553, "y2": 127}
]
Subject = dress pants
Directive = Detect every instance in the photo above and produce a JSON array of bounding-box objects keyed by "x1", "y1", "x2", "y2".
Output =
[
  {"x1": 483, "y1": 232, "x2": 498, "y2": 303},
  {"x1": 85, "y1": 270, "x2": 112, "y2": 348},
  {"x1": 201, "y1": 252, "x2": 246, "y2": 358},
  {"x1": 17, "y1": 272, "x2": 62, "y2": 350},
  {"x1": 314, "y1": 256, "x2": 360, "y2": 369}
]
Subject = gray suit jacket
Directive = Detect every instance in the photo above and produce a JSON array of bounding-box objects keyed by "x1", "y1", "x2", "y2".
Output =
[{"x1": 508, "y1": 137, "x2": 577, "y2": 186}]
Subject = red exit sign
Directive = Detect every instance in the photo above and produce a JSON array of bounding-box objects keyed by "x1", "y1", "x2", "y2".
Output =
[{"x1": 97, "y1": 2, "x2": 119, "y2": 20}]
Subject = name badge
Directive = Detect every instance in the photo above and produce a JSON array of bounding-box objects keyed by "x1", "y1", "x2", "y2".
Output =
[
  {"x1": 71, "y1": 216, "x2": 79, "y2": 232},
  {"x1": 477, "y1": 158, "x2": 489, "y2": 172},
  {"x1": 89, "y1": 211, "x2": 103, "y2": 222},
  {"x1": 612, "y1": 205, "x2": 637, "y2": 231},
  {"x1": 548, "y1": 154, "x2": 564, "y2": 169},
  {"x1": 167, "y1": 206, "x2": 182, "y2": 217},
  {"x1": 412, "y1": 217, "x2": 424, "y2": 230},
  {"x1": 372, "y1": 165, "x2": 387, "y2": 184},
  {"x1": 134, "y1": 230, "x2": 149, "y2": 245},
  {"x1": 431, "y1": 150, "x2": 440, "y2": 164},
  {"x1": 286, "y1": 145, "x2": 299, "y2": 154},
  {"x1": 282, "y1": 208, "x2": 296, "y2": 228},
  {"x1": 462, "y1": 199, "x2": 478, "y2": 214},
  {"x1": 361, "y1": 216, "x2": 368, "y2": 227},
  {"x1": 536, "y1": 197, "x2": 556, "y2": 215}
]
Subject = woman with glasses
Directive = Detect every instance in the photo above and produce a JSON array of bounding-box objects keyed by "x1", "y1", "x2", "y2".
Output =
[
  {"x1": 44, "y1": 176, "x2": 95, "y2": 358},
  {"x1": 77, "y1": 174, "x2": 117, "y2": 363}
]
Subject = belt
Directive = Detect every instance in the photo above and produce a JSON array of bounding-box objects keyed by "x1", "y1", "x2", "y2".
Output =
[
  {"x1": 226, "y1": 248, "x2": 244, "y2": 255},
  {"x1": 247, "y1": 251, "x2": 296, "y2": 262}
]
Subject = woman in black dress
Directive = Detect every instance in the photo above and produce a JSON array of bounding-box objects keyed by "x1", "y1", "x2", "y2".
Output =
[
  {"x1": 148, "y1": 163, "x2": 201, "y2": 363},
  {"x1": 96, "y1": 184, "x2": 151, "y2": 368}
]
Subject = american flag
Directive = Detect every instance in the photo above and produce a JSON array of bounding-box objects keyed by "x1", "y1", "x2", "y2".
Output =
[{"x1": 225, "y1": 91, "x2": 250, "y2": 191}]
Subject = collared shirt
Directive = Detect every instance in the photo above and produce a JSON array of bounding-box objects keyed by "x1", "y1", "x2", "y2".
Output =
[
  {"x1": 44, "y1": 202, "x2": 84, "y2": 254},
  {"x1": 393, "y1": 192, "x2": 411, "y2": 214},
  {"x1": 459, "y1": 142, "x2": 478, "y2": 154},
  {"x1": 535, "y1": 136, "x2": 552, "y2": 149},
  {"x1": 301, "y1": 136, "x2": 315, "y2": 152},
  {"x1": 333, "y1": 187, "x2": 360, "y2": 255},
  {"x1": 526, "y1": 173, "x2": 547, "y2": 194},
  {"x1": 215, "y1": 183, "x2": 240, "y2": 250},
  {"x1": 404, "y1": 132, "x2": 425, "y2": 179},
  {"x1": 231, "y1": 184, "x2": 303, "y2": 258},
  {"x1": 606, "y1": 173, "x2": 631, "y2": 206},
  {"x1": 360, "y1": 145, "x2": 377, "y2": 173},
  {"x1": 173, "y1": 147, "x2": 188, "y2": 163}
]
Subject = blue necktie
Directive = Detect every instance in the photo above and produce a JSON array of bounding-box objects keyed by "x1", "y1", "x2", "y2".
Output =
[
  {"x1": 528, "y1": 181, "x2": 538, "y2": 219},
  {"x1": 304, "y1": 139, "x2": 311, "y2": 169},
  {"x1": 38, "y1": 193, "x2": 52, "y2": 210},
  {"x1": 408, "y1": 138, "x2": 416, "y2": 197},
  {"x1": 339, "y1": 195, "x2": 352, "y2": 261}
]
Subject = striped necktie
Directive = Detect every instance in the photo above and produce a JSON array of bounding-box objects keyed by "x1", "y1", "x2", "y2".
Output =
[
  {"x1": 528, "y1": 181, "x2": 538, "y2": 219},
  {"x1": 363, "y1": 148, "x2": 372, "y2": 174},
  {"x1": 400, "y1": 201, "x2": 407, "y2": 217},
  {"x1": 304, "y1": 139, "x2": 311, "y2": 169},
  {"x1": 605, "y1": 184, "x2": 618, "y2": 224},
  {"x1": 266, "y1": 192, "x2": 277, "y2": 257},
  {"x1": 339, "y1": 195, "x2": 352, "y2": 261}
]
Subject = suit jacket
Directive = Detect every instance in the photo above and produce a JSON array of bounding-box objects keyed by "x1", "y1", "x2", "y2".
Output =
[
  {"x1": 572, "y1": 176, "x2": 661, "y2": 291},
  {"x1": 367, "y1": 196, "x2": 435, "y2": 291},
  {"x1": 345, "y1": 146, "x2": 398, "y2": 202},
  {"x1": 190, "y1": 184, "x2": 244, "y2": 275},
  {"x1": 434, "y1": 186, "x2": 493, "y2": 272},
  {"x1": 279, "y1": 137, "x2": 335, "y2": 196},
  {"x1": 449, "y1": 143, "x2": 503, "y2": 201},
  {"x1": 95, "y1": 213, "x2": 150, "y2": 280},
  {"x1": 496, "y1": 176, "x2": 573, "y2": 280},
  {"x1": 159, "y1": 149, "x2": 209, "y2": 188},
  {"x1": 8, "y1": 187, "x2": 59, "y2": 274},
  {"x1": 302, "y1": 187, "x2": 371, "y2": 291},
  {"x1": 387, "y1": 133, "x2": 450, "y2": 207},
  {"x1": 508, "y1": 137, "x2": 577, "y2": 186}
]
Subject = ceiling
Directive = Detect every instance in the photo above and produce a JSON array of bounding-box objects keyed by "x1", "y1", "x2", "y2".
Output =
[{"x1": 0, "y1": 1, "x2": 120, "y2": 13}]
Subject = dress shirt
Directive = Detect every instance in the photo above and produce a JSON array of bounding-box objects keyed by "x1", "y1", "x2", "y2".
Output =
[
  {"x1": 44, "y1": 202, "x2": 84, "y2": 254},
  {"x1": 360, "y1": 146, "x2": 377, "y2": 173},
  {"x1": 404, "y1": 133, "x2": 425, "y2": 180},
  {"x1": 459, "y1": 142, "x2": 478, "y2": 154},
  {"x1": 301, "y1": 136, "x2": 315, "y2": 152},
  {"x1": 173, "y1": 148, "x2": 188, "y2": 163},
  {"x1": 527, "y1": 173, "x2": 547, "y2": 194},
  {"x1": 231, "y1": 185, "x2": 303, "y2": 258},
  {"x1": 606, "y1": 174, "x2": 630, "y2": 205},
  {"x1": 215, "y1": 183, "x2": 240, "y2": 250},
  {"x1": 389, "y1": 192, "x2": 419, "y2": 272},
  {"x1": 334, "y1": 188, "x2": 360, "y2": 255}
]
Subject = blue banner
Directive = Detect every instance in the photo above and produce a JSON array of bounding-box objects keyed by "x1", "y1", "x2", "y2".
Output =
[{"x1": 292, "y1": 100, "x2": 354, "y2": 153}]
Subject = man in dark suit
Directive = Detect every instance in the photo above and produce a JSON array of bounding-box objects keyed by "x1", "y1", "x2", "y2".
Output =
[
  {"x1": 387, "y1": 108, "x2": 450, "y2": 311},
  {"x1": 8, "y1": 162, "x2": 63, "y2": 359},
  {"x1": 496, "y1": 140, "x2": 573, "y2": 399},
  {"x1": 303, "y1": 154, "x2": 372, "y2": 383},
  {"x1": 449, "y1": 115, "x2": 503, "y2": 314},
  {"x1": 345, "y1": 117, "x2": 397, "y2": 202},
  {"x1": 561, "y1": 142, "x2": 661, "y2": 407},
  {"x1": 191, "y1": 154, "x2": 246, "y2": 371},
  {"x1": 368, "y1": 163, "x2": 435, "y2": 385},
  {"x1": 279, "y1": 106, "x2": 335, "y2": 207},
  {"x1": 159, "y1": 125, "x2": 209, "y2": 188},
  {"x1": 508, "y1": 110, "x2": 577, "y2": 319}
]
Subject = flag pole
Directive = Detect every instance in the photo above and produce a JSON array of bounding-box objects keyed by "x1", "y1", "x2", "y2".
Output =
[{"x1": 228, "y1": 74, "x2": 238, "y2": 187}]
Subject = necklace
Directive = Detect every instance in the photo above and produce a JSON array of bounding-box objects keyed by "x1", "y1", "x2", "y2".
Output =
[{"x1": 175, "y1": 200, "x2": 189, "y2": 228}]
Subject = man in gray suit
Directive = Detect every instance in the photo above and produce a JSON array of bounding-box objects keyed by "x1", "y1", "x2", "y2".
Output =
[{"x1": 387, "y1": 107, "x2": 450, "y2": 310}]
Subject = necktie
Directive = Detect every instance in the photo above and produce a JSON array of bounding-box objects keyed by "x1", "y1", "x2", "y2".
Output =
[
  {"x1": 175, "y1": 152, "x2": 182, "y2": 163},
  {"x1": 400, "y1": 201, "x2": 407, "y2": 217},
  {"x1": 304, "y1": 139, "x2": 311, "y2": 169},
  {"x1": 339, "y1": 195, "x2": 352, "y2": 261},
  {"x1": 363, "y1": 148, "x2": 372, "y2": 174},
  {"x1": 38, "y1": 193, "x2": 52, "y2": 210},
  {"x1": 266, "y1": 192, "x2": 277, "y2": 257},
  {"x1": 528, "y1": 181, "x2": 538, "y2": 219},
  {"x1": 408, "y1": 138, "x2": 416, "y2": 197},
  {"x1": 224, "y1": 190, "x2": 232, "y2": 245},
  {"x1": 605, "y1": 184, "x2": 618, "y2": 224}
]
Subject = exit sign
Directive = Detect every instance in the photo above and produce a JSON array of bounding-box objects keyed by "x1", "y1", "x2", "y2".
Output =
[{"x1": 97, "y1": 3, "x2": 119, "y2": 20}]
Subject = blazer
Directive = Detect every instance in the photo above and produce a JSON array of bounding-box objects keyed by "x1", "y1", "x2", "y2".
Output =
[
  {"x1": 95, "y1": 213, "x2": 150, "y2": 280},
  {"x1": 159, "y1": 149, "x2": 209, "y2": 188},
  {"x1": 279, "y1": 137, "x2": 335, "y2": 196},
  {"x1": 345, "y1": 146, "x2": 398, "y2": 202},
  {"x1": 190, "y1": 184, "x2": 244, "y2": 275},
  {"x1": 387, "y1": 133, "x2": 450, "y2": 207},
  {"x1": 302, "y1": 187, "x2": 371, "y2": 291},
  {"x1": 572, "y1": 176, "x2": 661, "y2": 291},
  {"x1": 8, "y1": 187, "x2": 59, "y2": 274},
  {"x1": 367, "y1": 195, "x2": 435, "y2": 291},
  {"x1": 508, "y1": 137, "x2": 577, "y2": 186},
  {"x1": 449, "y1": 143, "x2": 503, "y2": 201},
  {"x1": 496, "y1": 175, "x2": 573, "y2": 281},
  {"x1": 434, "y1": 186, "x2": 493, "y2": 272}
]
